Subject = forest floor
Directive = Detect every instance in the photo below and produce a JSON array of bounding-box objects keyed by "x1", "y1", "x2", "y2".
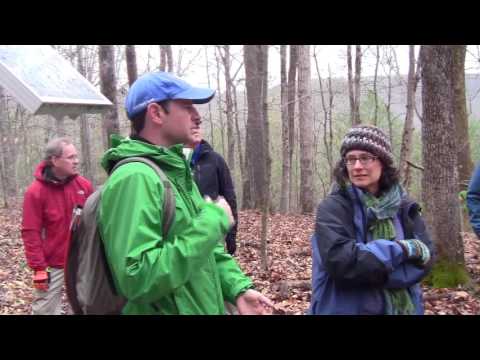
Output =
[{"x1": 1, "y1": 204, "x2": 480, "y2": 315}]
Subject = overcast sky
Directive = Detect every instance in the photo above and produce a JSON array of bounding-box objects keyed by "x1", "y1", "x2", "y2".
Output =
[{"x1": 133, "y1": 45, "x2": 480, "y2": 90}]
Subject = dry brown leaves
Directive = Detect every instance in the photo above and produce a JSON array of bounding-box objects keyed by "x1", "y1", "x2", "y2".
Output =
[
  {"x1": 423, "y1": 232, "x2": 480, "y2": 315},
  {"x1": 0, "y1": 204, "x2": 34, "y2": 314},
  {"x1": 2, "y1": 203, "x2": 480, "y2": 315},
  {"x1": 235, "y1": 210, "x2": 314, "y2": 315}
]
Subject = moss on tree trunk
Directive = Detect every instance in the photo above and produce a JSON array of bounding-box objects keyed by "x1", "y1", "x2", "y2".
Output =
[{"x1": 423, "y1": 259, "x2": 470, "y2": 288}]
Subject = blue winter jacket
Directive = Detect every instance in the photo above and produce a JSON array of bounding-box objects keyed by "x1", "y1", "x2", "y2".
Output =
[
  {"x1": 309, "y1": 185, "x2": 434, "y2": 315},
  {"x1": 467, "y1": 163, "x2": 480, "y2": 238}
]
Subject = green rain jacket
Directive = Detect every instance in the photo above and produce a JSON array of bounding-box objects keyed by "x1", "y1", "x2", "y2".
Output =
[{"x1": 98, "y1": 136, "x2": 253, "y2": 314}]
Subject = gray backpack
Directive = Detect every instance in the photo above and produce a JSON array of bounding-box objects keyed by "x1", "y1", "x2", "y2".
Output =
[{"x1": 65, "y1": 157, "x2": 175, "y2": 315}]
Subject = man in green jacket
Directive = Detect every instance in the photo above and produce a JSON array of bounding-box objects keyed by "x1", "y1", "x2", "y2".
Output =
[{"x1": 98, "y1": 72, "x2": 273, "y2": 315}]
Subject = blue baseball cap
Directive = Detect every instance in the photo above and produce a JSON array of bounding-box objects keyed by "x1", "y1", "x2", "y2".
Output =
[{"x1": 125, "y1": 72, "x2": 215, "y2": 120}]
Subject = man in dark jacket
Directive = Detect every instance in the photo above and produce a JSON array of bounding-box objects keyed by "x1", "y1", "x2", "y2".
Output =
[
  {"x1": 22, "y1": 137, "x2": 93, "y2": 314},
  {"x1": 186, "y1": 131, "x2": 238, "y2": 255}
]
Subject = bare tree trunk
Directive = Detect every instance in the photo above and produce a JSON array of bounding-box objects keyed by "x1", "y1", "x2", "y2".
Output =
[
  {"x1": 0, "y1": 89, "x2": 18, "y2": 201},
  {"x1": 297, "y1": 45, "x2": 315, "y2": 214},
  {"x1": 414, "y1": 56, "x2": 423, "y2": 123},
  {"x1": 99, "y1": 45, "x2": 120, "y2": 150},
  {"x1": 420, "y1": 45, "x2": 468, "y2": 288},
  {"x1": 260, "y1": 46, "x2": 270, "y2": 272},
  {"x1": 55, "y1": 116, "x2": 66, "y2": 136},
  {"x1": 160, "y1": 45, "x2": 166, "y2": 71},
  {"x1": 347, "y1": 45, "x2": 355, "y2": 126},
  {"x1": 125, "y1": 45, "x2": 138, "y2": 135},
  {"x1": 0, "y1": 86, "x2": 9, "y2": 207},
  {"x1": 399, "y1": 45, "x2": 416, "y2": 190},
  {"x1": 242, "y1": 85, "x2": 253, "y2": 209},
  {"x1": 452, "y1": 46, "x2": 473, "y2": 233},
  {"x1": 77, "y1": 45, "x2": 94, "y2": 183},
  {"x1": 159, "y1": 45, "x2": 173, "y2": 72},
  {"x1": 373, "y1": 45, "x2": 380, "y2": 126},
  {"x1": 293, "y1": 118, "x2": 301, "y2": 212},
  {"x1": 313, "y1": 49, "x2": 333, "y2": 184},
  {"x1": 287, "y1": 45, "x2": 298, "y2": 212},
  {"x1": 83, "y1": 45, "x2": 98, "y2": 84},
  {"x1": 19, "y1": 108, "x2": 31, "y2": 179},
  {"x1": 219, "y1": 45, "x2": 235, "y2": 173},
  {"x1": 166, "y1": 45, "x2": 174, "y2": 73},
  {"x1": 9, "y1": 109, "x2": 19, "y2": 194},
  {"x1": 214, "y1": 49, "x2": 226, "y2": 157},
  {"x1": 232, "y1": 82, "x2": 245, "y2": 180},
  {"x1": 327, "y1": 67, "x2": 334, "y2": 183},
  {"x1": 280, "y1": 45, "x2": 290, "y2": 214},
  {"x1": 204, "y1": 46, "x2": 214, "y2": 146},
  {"x1": 125, "y1": 45, "x2": 138, "y2": 86},
  {"x1": 386, "y1": 63, "x2": 393, "y2": 145},
  {"x1": 452, "y1": 45, "x2": 473, "y2": 192},
  {"x1": 244, "y1": 45, "x2": 266, "y2": 209},
  {"x1": 353, "y1": 45, "x2": 362, "y2": 125},
  {"x1": 113, "y1": 45, "x2": 125, "y2": 83},
  {"x1": 0, "y1": 153, "x2": 6, "y2": 207}
]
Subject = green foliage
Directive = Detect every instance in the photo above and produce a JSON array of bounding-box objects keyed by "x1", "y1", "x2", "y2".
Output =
[
  {"x1": 459, "y1": 190, "x2": 468, "y2": 211},
  {"x1": 423, "y1": 259, "x2": 470, "y2": 288}
]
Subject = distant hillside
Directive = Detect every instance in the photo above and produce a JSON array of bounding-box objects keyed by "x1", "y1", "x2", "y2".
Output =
[{"x1": 263, "y1": 73, "x2": 480, "y2": 127}]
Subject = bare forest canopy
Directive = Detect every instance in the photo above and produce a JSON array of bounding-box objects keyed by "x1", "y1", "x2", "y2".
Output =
[{"x1": 2, "y1": 46, "x2": 480, "y2": 209}]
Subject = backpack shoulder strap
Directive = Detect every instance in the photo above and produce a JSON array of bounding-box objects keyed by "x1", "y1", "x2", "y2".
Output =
[{"x1": 111, "y1": 157, "x2": 176, "y2": 238}]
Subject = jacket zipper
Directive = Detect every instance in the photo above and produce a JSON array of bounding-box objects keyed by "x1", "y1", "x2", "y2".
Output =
[{"x1": 174, "y1": 172, "x2": 221, "y2": 311}]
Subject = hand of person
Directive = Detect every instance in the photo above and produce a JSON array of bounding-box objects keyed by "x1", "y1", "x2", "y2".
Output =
[
  {"x1": 396, "y1": 239, "x2": 431, "y2": 266},
  {"x1": 236, "y1": 289, "x2": 274, "y2": 315},
  {"x1": 207, "y1": 195, "x2": 235, "y2": 228},
  {"x1": 33, "y1": 270, "x2": 49, "y2": 291}
]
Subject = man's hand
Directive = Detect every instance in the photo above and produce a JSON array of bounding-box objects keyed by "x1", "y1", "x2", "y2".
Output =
[
  {"x1": 236, "y1": 289, "x2": 274, "y2": 315},
  {"x1": 206, "y1": 195, "x2": 235, "y2": 227},
  {"x1": 33, "y1": 270, "x2": 49, "y2": 291}
]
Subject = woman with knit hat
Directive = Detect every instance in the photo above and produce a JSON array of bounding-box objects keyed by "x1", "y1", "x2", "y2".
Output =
[{"x1": 309, "y1": 124, "x2": 434, "y2": 315}]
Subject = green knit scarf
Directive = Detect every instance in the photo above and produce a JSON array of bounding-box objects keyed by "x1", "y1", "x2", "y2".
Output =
[{"x1": 360, "y1": 184, "x2": 416, "y2": 315}]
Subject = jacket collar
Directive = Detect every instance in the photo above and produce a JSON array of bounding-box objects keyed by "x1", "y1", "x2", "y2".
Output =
[
  {"x1": 191, "y1": 140, "x2": 214, "y2": 166},
  {"x1": 130, "y1": 134, "x2": 155, "y2": 145},
  {"x1": 34, "y1": 161, "x2": 75, "y2": 186}
]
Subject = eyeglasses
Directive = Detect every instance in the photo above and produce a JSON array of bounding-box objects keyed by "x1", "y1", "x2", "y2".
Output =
[{"x1": 344, "y1": 154, "x2": 377, "y2": 167}]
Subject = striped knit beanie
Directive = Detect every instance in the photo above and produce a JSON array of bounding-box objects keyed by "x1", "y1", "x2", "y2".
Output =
[{"x1": 340, "y1": 125, "x2": 394, "y2": 165}]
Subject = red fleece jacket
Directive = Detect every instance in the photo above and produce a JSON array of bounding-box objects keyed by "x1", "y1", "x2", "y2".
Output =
[{"x1": 21, "y1": 161, "x2": 93, "y2": 271}]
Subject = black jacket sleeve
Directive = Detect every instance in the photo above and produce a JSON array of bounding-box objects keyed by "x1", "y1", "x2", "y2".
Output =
[
  {"x1": 315, "y1": 196, "x2": 390, "y2": 287},
  {"x1": 216, "y1": 154, "x2": 238, "y2": 254}
]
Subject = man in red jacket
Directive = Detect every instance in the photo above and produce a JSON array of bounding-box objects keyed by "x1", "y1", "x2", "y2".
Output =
[{"x1": 21, "y1": 137, "x2": 93, "y2": 315}]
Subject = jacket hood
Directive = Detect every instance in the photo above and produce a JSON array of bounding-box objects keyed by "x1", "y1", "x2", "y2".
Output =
[
  {"x1": 33, "y1": 160, "x2": 77, "y2": 186},
  {"x1": 101, "y1": 134, "x2": 189, "y2": 178},
  {"x1": 190, "y1": 139, "x2": 213, "y2": 166},
  {"x1": 198, "y1": 140, "x2": 213, "y2": 154}
]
